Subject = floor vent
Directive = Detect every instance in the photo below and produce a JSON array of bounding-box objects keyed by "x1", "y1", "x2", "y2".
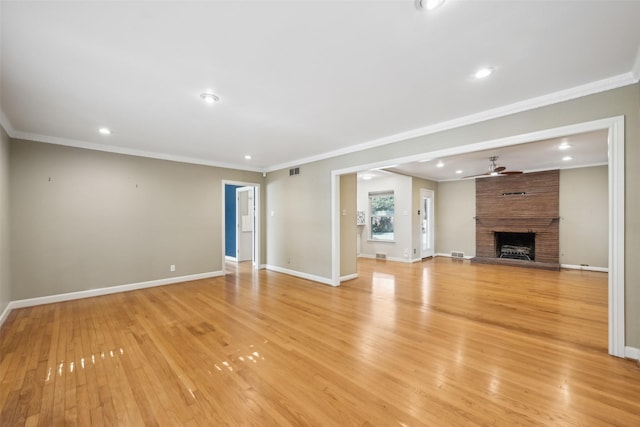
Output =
[
  {"x1": 375, "y1": 253, "x2": 387, "y2": 260},
  {"x1": 451, "y1": 251, "x2": 465, "y2": 259}
]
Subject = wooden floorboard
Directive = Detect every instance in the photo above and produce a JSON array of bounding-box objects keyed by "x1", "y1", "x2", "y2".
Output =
[{"x1": 1, "y1": 258, "x2": 639, "y2": 426}]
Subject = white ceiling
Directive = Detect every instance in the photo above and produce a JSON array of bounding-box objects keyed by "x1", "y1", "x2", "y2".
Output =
[
  {"x1": 384, "y1": 129, "x2": 609, "y2": 181},
  {"x1": 1, "y1": 1, "x2": 639, "y2": 173}
]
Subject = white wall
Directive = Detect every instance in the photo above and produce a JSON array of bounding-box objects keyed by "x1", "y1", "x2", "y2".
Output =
[{"x1": 357, "y1": 173, "x2": 413, "y2": 262}]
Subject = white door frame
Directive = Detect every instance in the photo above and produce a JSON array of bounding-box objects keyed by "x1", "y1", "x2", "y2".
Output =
[
  {"x1": 222, "y1": 180, "x2": 261, "y2": 270},
  {"x1": 331, "y1": 116, "x2": 625, "y2": 358},
  {"x1": 420, "y1": 188, "x2": 435, "y2": 259}
]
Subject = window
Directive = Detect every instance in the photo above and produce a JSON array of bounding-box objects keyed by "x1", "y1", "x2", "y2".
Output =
[{"x1": 369, "y1": 191, "x2": 394, "y2": 241}]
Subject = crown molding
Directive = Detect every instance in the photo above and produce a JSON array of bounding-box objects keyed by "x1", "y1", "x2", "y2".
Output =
[
  {"x1": 632, "y1": 44, "x2": 640, "y2": 82},
  {"x1": 9, "y1": 130, "x2": 266, "y2": 173},
  {"x1": 0, "y1": 109, "x2": 16, "y2": 136},
  {"x1": 3, "y1": 72, "x2": 637, "y2": 174},
  {"x1": 266, "y1": 72, "x2": 638, "y2": 173}
]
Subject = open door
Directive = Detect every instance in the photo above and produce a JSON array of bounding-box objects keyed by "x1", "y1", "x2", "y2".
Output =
[
  {"x1": 420, "y1": 188, "x2": 434, "y2": 259},
  {"x1": 236, "y1": 186, "x2": 255, "y2": 262}
]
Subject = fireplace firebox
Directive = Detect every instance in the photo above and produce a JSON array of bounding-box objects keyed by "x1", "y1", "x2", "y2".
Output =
[{"x1": 495, "y1": 232, "x2": 535, "y2": 261}]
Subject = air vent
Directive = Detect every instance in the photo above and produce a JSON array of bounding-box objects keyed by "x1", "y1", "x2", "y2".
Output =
[
  {"x1": 375, "y1": 253, "x2": 387, "y2": 260},
  {"x1": 289, "y1": 167, "x2": 300, "y2": 176},
  {"x1": 451, "y1": 251, "x2": 464, "y2": 259}
]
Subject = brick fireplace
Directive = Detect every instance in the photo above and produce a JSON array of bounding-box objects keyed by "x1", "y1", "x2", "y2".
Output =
[{"x1": 472, "y1": 170, "x2": 560, "y2": 270}]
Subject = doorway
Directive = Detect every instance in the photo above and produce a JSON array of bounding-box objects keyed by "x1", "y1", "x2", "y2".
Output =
[
  {"x1": 420, "y1": 189, "x2": 434, "y2": 259},
  {"x1": 222, "y1": 181, "x2": 261, "y2": 270},
  {"x1": 331, "y1": 116, "x2": 625, "y2": 357},
  {"x1": 236, "y1": 186, "x2": 255, "y2": 262}
]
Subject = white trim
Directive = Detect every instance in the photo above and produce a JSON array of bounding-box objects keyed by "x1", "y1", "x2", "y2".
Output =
[
  {"x1": 0, "y1": 109, "x2": 16, "y2": 135},
  {"x1": 0, "y1": 304, "x2": 12, "y2": 327},
  {"x1": 625, "y1": 346, "x2": 640, "y2": 361},
  {"x1": 331, "y1": 173, "x2": 341, "y2": 286},
  {"x1": 608, "y1": 116, "x2": 625, "y2": 358},
  {"x1": 632, "y1": 44, "x2": 640, "y2": 81},
  {"x1": 340, "y1": 273, "x2": 358, "y2": 282},
  {"x1": 11, "y1": 130, "x2": 265, "y2": 173},
  {"x1": 225, "y1": 256, "x2": 237, "y2": 262},
  {"x1": 265, "y1": 264, "x2": 336, "y2": 287},
  {"x1": 0, "y1": 271, "x2": 224, "y2": 327},
  {"x1": 267, "y1": 73, "x2": 636, "y2": 173},
  {"x1": 560, "y1": 264, "x2": 608, "y2": 273},
  {"x1": 331, "y1": 115, "x2": 625, "y2": 358},
  {"x1": 357, "y1": 253, "x2": 412, "y2": 263},
  {"x1": 435, "y1": 252, "x2": 473, "y2": 259},
  {"x1": 2, "y1": 75, "x2": 636, "y2": 175}
]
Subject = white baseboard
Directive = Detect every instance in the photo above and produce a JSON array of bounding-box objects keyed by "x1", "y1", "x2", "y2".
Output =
[
  {"x1": 340, "y1": 273, "x2": 358, "y2": 282},
  {"x1": 225, "y1": 256, "x2": 237, "y2": 262},
  {"x1": 625, "y1": 346, "x2": 640, "y2": 361},
  {"x1": 0, "y1": 303, "x2": 11, "y2": 327},
  {"x1": 264, "y1": 264, "x2": 336, "y2": 287},
  {"x1": 561, "y1": 264, "x2": 608, "y2": 273},
  {"x1": 435, "y1": 252, "x2": 474, "y2": 259},
  {"x1": 357, "y1": 254, "x2": 412, "y2": 263},
  {"x1": 0, "y1": 270, "x2": 224, "y2": 327}
]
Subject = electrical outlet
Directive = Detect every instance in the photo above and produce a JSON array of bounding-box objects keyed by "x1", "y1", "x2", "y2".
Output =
[{"x1": 170, "y1": 265, "x2": 176, "y2": 272}]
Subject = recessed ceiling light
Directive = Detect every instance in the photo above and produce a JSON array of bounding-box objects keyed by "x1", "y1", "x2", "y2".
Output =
[
  {"x1": 98, "y1": 127, "x2": 111, "y2": 135},
  {"x1": 455, "y1": 170, "x2": 463, "y2": 174},
  {"x1": 474, "y1": 67, "x2": 494, "y2": 79},
  {"x1": 559, "y1": 142, "x2": 571, "y2": 150},
  {"x1": 436, "y1": 161, "x2": 444, "y2": 168},
  {"x1": 362, "y1": 174, "x2": 373, "y2": 180},
  {"x1": 244, "y1": 155, "x2": 252, "y2": 160},
  {"x1": 562, "y1": 156, "x2": 573, "y2": 161},
  {"x1": 416, "y1": 0, "x2": 447, "y2": 10},
  {"x1": 200, "y1": 93, "x2": 220, "y2": 104}
]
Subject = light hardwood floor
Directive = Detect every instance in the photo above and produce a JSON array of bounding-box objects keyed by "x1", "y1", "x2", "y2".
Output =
[{"x1": 1, "y1": 258, "x2": 639, "y2": 426}]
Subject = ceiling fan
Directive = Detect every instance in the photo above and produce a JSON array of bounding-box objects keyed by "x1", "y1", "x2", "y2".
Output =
[{"x1": 464, "y1": 156, "x2": 523, "y2": 178}]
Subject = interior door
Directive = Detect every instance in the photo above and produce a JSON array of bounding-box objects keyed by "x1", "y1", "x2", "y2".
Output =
[
  {"x1": 236, "y1": 186, "x2": 254, "y2": 262},
  {"x1": 420, "y1": 189, "x2": 435, "y2": 259}
]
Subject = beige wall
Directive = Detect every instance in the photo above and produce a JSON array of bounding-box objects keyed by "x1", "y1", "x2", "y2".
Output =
[
  {"x1": 435, "y1": 180, "x2": 476, "y2": 257},
  {"x1": 559, "y1": 166, "x2": 608, "y2": 268},
  {"x1": 340, "y1": 173, "x2": 357, "y2": 278},
  {"x1": 265, "y1": 83, "x2": 639, "y2": 347},
  {"x1": 265, "y1": 162, "x2": 332, "y2": 278},
  {"x1": 0, "y1": 127, "x2": 10, "y2": 313},
  {"x1": 10, "y1": 139, "x2": 264, "y2": 300}
]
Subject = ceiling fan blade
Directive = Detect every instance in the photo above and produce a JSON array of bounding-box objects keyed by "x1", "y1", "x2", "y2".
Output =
[
  {"x1": 463, "y1": 172, "x2": 490, "y2": 179},
  {"x1": 499, "y1": 171, "x2": 523, "y2": 175},
  {"x1": 494, "y1": 166, "x2": 506, "y2": 172}
]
